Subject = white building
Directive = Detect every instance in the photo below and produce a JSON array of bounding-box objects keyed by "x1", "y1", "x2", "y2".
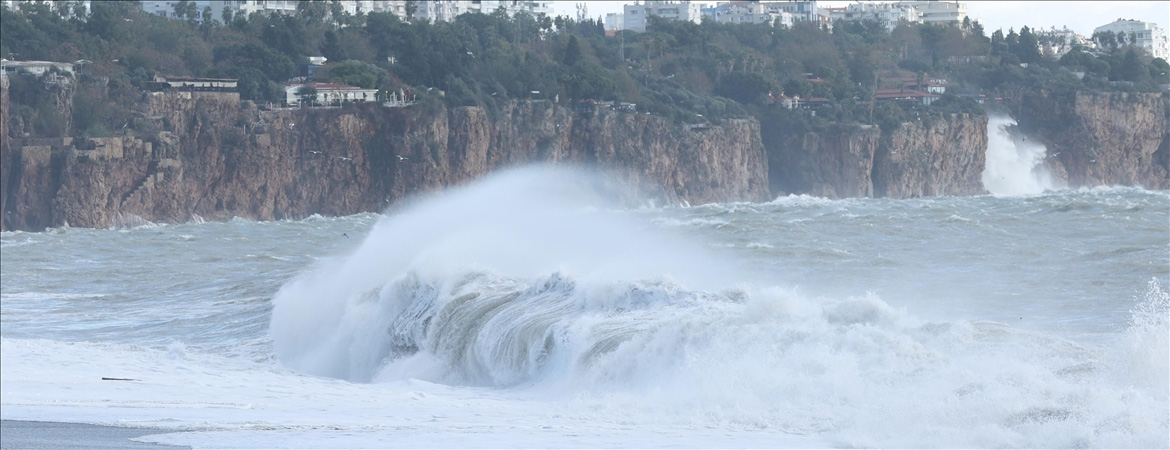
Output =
[
  {"x1": 894, "y1": 1, "x2": 965, "y2": 25},
  {"x1": 703, "y1": 1, "x2": 794, "y2": 28},
  {"x1": 828, "y1": 2, "x2": 919, "y2": 31},
  {"x1": 1034, "y1": 26, "x2": 1094, "y2": 58},
  {"x1": 622, "y1": 1, "x2": 702, "y2": 33},
  {"x1": 1, "y1": 60, "x2": 75, "y2": 76},
  {"x1": 285, "y1": 82, "x2": 378, "y2": 107},
  {"x1": 476, "y1": 0, "x2": 551, "y2": 17},
  {"x1": 141, "y1": 0, "x2": 298, "y2": 22},
  {"x1": 762, "y1": 1, "x2": 819, "y2": 24},
  {"x1": 413, "y1": 0, "x2": 550, "y2": 22},
  {"x1": 2, "y1": 0, "x2": 90, "y2": 19},
  {"x1": 1094, "y1": 18, "x2": 1168, "y2": 60},
  {"x1": 411, "y1": 0, "x2": 474, "y2": 22},
  {"x1": 605, "y1": 12, "x2": 625, "y2": 31},
  {"x1": 140, "y1": 0, "x2": 548, "y2": 23}
]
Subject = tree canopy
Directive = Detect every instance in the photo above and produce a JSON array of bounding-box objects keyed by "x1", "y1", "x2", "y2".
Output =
[{"x1": 2, "y1": 1, "x2": 1165, "y2": 137}]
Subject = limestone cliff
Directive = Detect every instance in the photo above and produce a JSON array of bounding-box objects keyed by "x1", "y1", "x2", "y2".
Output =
[
  {"x1": 762, "y1": 113, "x2": 988, "y2": 199},
  {"x1": 873, "y1": 114, "x2": 988, "y2": 198},
  {"x1": 3, "y1": 92, "x2": 769, "y2": 230},
  {"x1": 1, "y1": 76, "x2": 10, "y2": 229},
  {"x1": 1013, "y1": 90, "x2": 1169, "y2": 190}
]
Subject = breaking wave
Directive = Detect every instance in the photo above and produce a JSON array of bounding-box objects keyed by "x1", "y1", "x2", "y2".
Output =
[
  {"x1": 270, "y1": 166, "x2": 1168, "y2": 447},
  {"x1": 983, "y1": 114, "x2": 1063, "y2": 196}
]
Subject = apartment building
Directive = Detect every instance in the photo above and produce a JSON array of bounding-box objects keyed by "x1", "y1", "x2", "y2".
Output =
[
  {"x1": 1034, "y1": 26, "x2": 1094, "y2": 58},
  {"x1": 828, "y1": 2, "x2": 919, "y2": 31},
  {"x1": 139, "y1": 1, "x2": 547, "y2": 24},
  {"x1": 141, "y1": 0, "x2": 299, "y2": 22},
  {"x1": 703, "y1": 1, "x2": 795, "y2": 28},
  {"x1": 1094, "y1": 18, "x2": 1168, "y2": 60},
  {"x1": 894, "y1": 1, "x2": 965, "y2": 24},
  {"x1": 763, "y1": 1, "x2": 819, "y2": 24},
  {"x1": 2, "y1": 0, "x2": 90, "y2": 19},
  {"x1": 622, "y1": 1, "x2": 702, "y2": 32}
]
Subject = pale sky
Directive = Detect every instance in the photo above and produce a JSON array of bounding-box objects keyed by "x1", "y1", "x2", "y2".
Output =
[{"x1": 550, "y1": 1, "x2": 1170, "y2": 38}]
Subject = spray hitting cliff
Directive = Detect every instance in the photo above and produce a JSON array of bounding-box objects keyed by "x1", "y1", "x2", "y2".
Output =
[
  {"x1": 982, "y1": 114, "x2": 1063, "y2": 196},
  {"x1": 1, "y1": 90, "x2": 769, "y2": 231},
  {"x1": 1011, "y1": 90, "x2": 1169, "y2": 190},
  {"x1": 3, "y1": 81, "x2": 1167, "y2": 231}
]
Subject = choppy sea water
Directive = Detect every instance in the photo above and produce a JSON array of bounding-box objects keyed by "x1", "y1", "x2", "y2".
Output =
[{"x1": 1, "y1": 166, "x2": 1167, "y2": 448}]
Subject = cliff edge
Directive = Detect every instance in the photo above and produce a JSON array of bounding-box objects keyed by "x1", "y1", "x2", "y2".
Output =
[{"x1": 2, "y1": 92, "x2": 769, "y2": 230}]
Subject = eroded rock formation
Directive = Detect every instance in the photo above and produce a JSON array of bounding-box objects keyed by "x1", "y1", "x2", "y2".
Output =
[
  {"x1": 2, "y1": 90, "x2": 769, "y2": 230},
  {"x1": 1014, "y1": 91, "x2": 1168, "y2": 190},
  {"x1": 762, "y1": 113, "x2": 989, "y2": 199}
]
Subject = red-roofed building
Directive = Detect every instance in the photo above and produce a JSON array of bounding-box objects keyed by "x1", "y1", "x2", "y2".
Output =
[{"x1": 889, "y1": 76, "x2": 948, "y2": 94}]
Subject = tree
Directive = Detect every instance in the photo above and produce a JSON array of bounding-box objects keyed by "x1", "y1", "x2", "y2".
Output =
[
  {"x1": 296, "y1": 85, "x2": 318, "y2": 106},
  {"x1": 320, "y1": 30, "x2": 346, "y2": 62},
  {"x1": 324, "y1": 60, "x2": 385, "y2": 88},
  {"x1": 405, "y1": 1, "x2": 418, "y2": 21},
  {"x1": 716, "y1": 71, "x2": 772, "y2": 104},
  {"x1": 563, "y1": 35, "x2": 581, "y2": 66},
  {"x1": 1150, "y1": 58, "x2": 1170, "y2": 84},
  {"x1": 1117, "y1": 48, "x2": 1150, "y2": 83},
  {"x1": 1014, "y1": 26, "x2": 1041, "y2": 64}
]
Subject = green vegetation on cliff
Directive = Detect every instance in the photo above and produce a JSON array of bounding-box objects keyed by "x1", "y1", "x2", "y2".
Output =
[{"x1": 2, "y1": 0, "x2": 1166, "y2": 138}]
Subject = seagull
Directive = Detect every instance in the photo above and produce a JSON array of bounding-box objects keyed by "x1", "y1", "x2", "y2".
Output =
[
  {"x1": 395, "y1": 155, "x2": 408, "y2": 161},
  {"x1": 309, "y1": 150, "x2": 321, "y2": 154},
  {"x1": 338, "y1": 156, "x2": 353, "y2": 161}
]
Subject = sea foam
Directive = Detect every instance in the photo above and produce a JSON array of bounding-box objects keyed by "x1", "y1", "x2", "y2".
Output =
[{"x1": 269, "y1": 166, "x2": 1168, "y2": 448}]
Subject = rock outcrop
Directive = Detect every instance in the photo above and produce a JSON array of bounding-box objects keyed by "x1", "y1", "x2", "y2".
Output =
[
  {"x1": 3, "y1": 79, "x2": 1164, "y2": 231},
  {"x1": 1013, "y1": 90, "x2": 1168, "y2": 190},
  {"x1": 873, "y1": 114, "x2": 988, "y2": 198},
  {"x1": 762, "y1": 113, "x2": 988, "y2": 199},
  {"x1": 1, "y1": 75, "x2": 10, "y2": 229},
  {"x1": 2, "y1": 91, "x2": 770, "y2": 230}
]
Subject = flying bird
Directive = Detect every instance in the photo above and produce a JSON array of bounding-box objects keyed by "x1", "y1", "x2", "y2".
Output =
[
  {"x1": 338, "y1": 156, "x2": 353, "y2": 161},
  {"x1": 396, "y1": 155, "x2": 409, "y2": 161}
]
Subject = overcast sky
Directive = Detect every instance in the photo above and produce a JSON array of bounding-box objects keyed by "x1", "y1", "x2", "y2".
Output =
[{"x1": 550, "y1": 1, "x2": 1170, "y2": 38}]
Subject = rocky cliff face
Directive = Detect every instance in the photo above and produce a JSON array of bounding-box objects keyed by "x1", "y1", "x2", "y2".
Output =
[
  {"x1": 1, "y1": 76, "x2": 10, "y2": 230},
  {"x1": 1014, "y1": 91, "x2": 1168, "y2": 190},
  {"x1": 763, "y1": 113, "x2": 988, "y2": 199},
  {"x1": 873, "y1": 114, "x2": 988, "y2": 198},
  {"x1": 2, "y1": 92, "x2": 770, "y2": 230}
]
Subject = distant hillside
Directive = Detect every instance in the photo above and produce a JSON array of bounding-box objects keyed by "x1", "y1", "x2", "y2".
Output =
[{"x1": 2, "y1": 1, "x2": 1166, "y2": 138}]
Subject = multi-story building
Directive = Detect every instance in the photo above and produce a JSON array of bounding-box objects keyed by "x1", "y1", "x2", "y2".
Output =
[
  {"x1": 411, "y1": 0, "x2": 472, "y2": 22},
  {"x1": 476, "y1": 1, "x2": 551, "y2": 16},
  {"x1": 1034, "y1": 26, "x2": 1094, "y2": 58},
  {"x1": 2, "y1": 0, "x2": 90, "y2": 19},
  {"x1": 622, "y1": 1, "x2": 702, "y2": 32},
  {"x1": 605, "y1": 12, "x2": 625, "y2": 31},
  {"x1": 141, "y1": 0, "x2": 298, "y2": 22},
  {"x1": 763, "y1": 1, "x2": 819, "y2": 24},
  {"x1": 828, "y1": 2, "x2": 919, "y2": 31},
  {"x1": 703, "y1": 1, "x2": 794, "y2": 28},
  {"x1": 139, "y1": 1, "x2": 546, "y2": 24},
  {"x1": 894, "y1": 1, "x2": 966, "y2": 25},
  {"x1": 1094, "y1": 18, "x2": 1168, "y2": 60}
]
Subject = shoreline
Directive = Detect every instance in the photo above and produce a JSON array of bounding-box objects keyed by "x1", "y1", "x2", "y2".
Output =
[{"x1": 0, "y1": 420, "x2": 190, "y2": 450}]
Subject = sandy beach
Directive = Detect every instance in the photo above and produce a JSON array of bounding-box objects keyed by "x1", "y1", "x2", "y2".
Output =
[{"x1": 0, "y1": 420, "x2": 188, "y2": 450}]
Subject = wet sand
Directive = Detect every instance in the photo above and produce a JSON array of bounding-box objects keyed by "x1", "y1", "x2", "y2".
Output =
[{"x1": 0, "y1": 420, "x2": 189, "y2": 450}]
